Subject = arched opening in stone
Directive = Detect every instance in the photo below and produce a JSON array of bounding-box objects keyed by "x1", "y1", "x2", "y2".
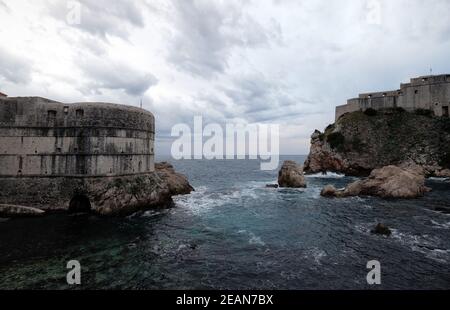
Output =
[{"x1": 69, "y1": 195, "x2": 92, "y2": 213}]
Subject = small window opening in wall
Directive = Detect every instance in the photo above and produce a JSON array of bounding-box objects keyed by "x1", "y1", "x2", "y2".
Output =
[
  {"x1": 56, "y1": 147, "x2": 62, "y2": 153},
  {"x1": 415, "y1": 90, "x2": 419, "y2": 94},
  {"x1": 48, "y1": 110, "x2": 57, "y2": 120},
  {"x1": 76, "y1": 109, "x2": 84, "y2": 117},
  {"x1": 63, "y1": 106, "x2": 69, "y2": 114},
  {"x1": 443, "y1": 106, "x2": 449, "y2": 117},
  {"x1": 18, "y1": 156, "x2": 23, "y2": 171}
]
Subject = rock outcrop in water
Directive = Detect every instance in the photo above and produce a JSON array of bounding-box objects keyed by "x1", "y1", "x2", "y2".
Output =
[
  {"x1": 0, "y1": 204, "x2": 45, "y2": 218},
  {"x1": 321, "y1": 165, "x2": 430, "y2": 199},
  {"x1": 371, "y1": 223, "x2": 392, "y2": 236},
  {"x1": 278, "y1": 161, "x2": 307, "y2": 188},
  {"x1": 0, "y1": 162, "x2": 194, "y2": 217},
  {"x1": 304, "y1": 109, "x2": 450, "y2": 177}
]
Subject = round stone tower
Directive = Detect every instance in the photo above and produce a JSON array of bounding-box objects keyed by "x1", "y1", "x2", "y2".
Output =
[
  {"x1": 0, "y1": 97, "x2": 155, "y2": 177},
  {"x1": 0, "y1": 96, "x2": 158, "y2": 214}
]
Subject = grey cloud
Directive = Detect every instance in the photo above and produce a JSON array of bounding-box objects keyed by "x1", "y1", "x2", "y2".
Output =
[
  {"x1": 0, "y1": 47, "x2": 32, "y2": 84},
  {"x1": 0, "y1": 0, "x2": 10, "y2": 12},
  {"x1": 165, "y1": 0, "x2": 282, "y2": 77},
  {"x1": 48, "y1": 0, "x2": 145, "y2": 40},
  {"x1": 79, "y1": 58, "x2": 158, "y2": 96},
  {"x1": 220, "y1": 73, "x2": 318, "y2": 123}
]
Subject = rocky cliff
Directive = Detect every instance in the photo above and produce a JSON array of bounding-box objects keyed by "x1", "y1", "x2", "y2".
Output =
[
  {"x1": 304, "y1": 109, "x2": 450, "y2": 176},
  {"x1": 0, "y1": 162, "x2": 194, "y2": 217}
]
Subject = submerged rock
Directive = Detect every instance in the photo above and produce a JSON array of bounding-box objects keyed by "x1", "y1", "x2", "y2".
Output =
[
  {"x1": 320, "y1": 185, "x2": 338, "y2": 197},
  {"x1": 325, "y1": 165, "x2": 430, "y2": 199},
  {"x1": 371, "y1": 223, "x2": 392, "y2": 236},
  {"x1": 0, "y1": 204, "x2": 45, "y2": 218},
  {"x1": 266, "y1": 184, "x2": 279, "y2": 188},
  {"x1": 278, "y1": 161, "x2": 307, "y2": 188}
]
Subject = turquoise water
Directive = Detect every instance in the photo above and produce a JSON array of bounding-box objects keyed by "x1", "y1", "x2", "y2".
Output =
[{"x1": 0, "y1": 156, "x2": 449, "y2": 289}]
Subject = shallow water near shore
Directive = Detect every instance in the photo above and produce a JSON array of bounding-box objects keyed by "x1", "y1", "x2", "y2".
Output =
[{"x1": 1, "y1": 155, "x2": 450, "y2": 289}]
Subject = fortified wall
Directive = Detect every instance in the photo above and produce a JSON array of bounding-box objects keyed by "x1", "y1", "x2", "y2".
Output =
[
  {"x1": 0, "y1": 96, "x2": 157, "y2": 214},
  {"x1": 335, "y1": 74, "x2": 450, "y2": 121}
]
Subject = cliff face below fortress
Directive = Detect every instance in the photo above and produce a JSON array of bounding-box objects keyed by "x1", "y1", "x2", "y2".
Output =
[{"x1": 304, "y1": 109, "x2": 450, "y2": 177}]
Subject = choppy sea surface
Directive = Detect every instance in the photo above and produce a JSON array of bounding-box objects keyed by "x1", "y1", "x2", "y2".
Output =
[{"x1": 1, "y1": 155, "x2": 449, "y2": 289}]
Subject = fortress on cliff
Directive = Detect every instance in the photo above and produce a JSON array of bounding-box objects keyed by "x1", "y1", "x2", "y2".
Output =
[
  {"x1": 0, "y1": 96, "x2": 156, "y2": 214},
  {"x1": 336, "y1": 74, "x2": 450, "y2": 121}
]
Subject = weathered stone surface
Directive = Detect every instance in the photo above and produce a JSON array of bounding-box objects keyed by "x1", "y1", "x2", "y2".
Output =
[
  {"x1": 0, "y1": 163, "x2": 194, "y2": 217},
  {"x1": 326, "y1": 165, "x2": 430, "y2": 199},
  {"x1": 320, "y1": 185, "x2": 338, "y2": 197},
  {"x1": 278, "y1": 161, "x2": 306, "y2": 188},
  {"x1": 155, "y1": 162, "x2": 194, "y2": 196},
  {"x1": 304, "y1": 110, "x2": 450, "y2": 177},
  {"x1": 0, "y1": 96, "x2": 193, "y2": 217},
  {"x1": 0, "y1": 204, "x2": 45, "y2": 218},
  {"x1": 371, "y1": 223, "x2": 392, "y2": 236}
]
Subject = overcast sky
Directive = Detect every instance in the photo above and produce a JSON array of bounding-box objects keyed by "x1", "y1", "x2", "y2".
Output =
[{"x1": 1, "y1": 0, "x2": 450, "y2": 155}]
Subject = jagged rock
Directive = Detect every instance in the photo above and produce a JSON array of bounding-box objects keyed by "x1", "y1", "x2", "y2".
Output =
[
  {"x1": 0, "y1": 204, "x2": 45, "y2": 218},
  {"x1": 371, "y1": 223, "x2": 392, "y2": 236},
  {"x1": 278, "y1": 161, "x2": 307, "y2": 188},
  {"x1": 435, "y1": 169, "x2": 450, "y2": 178},
  {"x1": 155, "y1": 162, "x2": 194, "y2": 196},
  {"x1": 304, "y1": 111, "x2": 450, "y2": 176},
  {"x1": 93, "y1": 162, "x2": 194, "y2": 216},
  {"x1": 320, "y1": 185, "x2": 338, "y2": 197},
  {"x1": 339, "y1": 165, "x2": 430, "y2": 199}
]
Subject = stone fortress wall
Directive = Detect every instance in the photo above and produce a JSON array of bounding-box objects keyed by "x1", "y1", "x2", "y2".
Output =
[
  {"x1": 0, "y1": 97, "x2": 155, "y2": 177},
  {"x1": 336, "y1": 74, "x2": 450, "y2": 121},
  {"x1": 0, "y1": 96, "x2": 156, "y2": 213}
]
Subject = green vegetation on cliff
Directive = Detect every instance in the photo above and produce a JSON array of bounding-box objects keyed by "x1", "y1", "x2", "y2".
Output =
[{"x1": 305, "y1": 108, "x2": 450, "y2": 176}]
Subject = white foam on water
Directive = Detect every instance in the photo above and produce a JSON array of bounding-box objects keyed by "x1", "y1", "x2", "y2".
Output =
[
  {"x1": 431, "y1": 220, "x2": 450, "y2": 229},
  {"x1": 238, "y1": 230, "x2": 266, "y2": 246},
  {"x1": 306, "y1": 172, "x2": 346, "y2": 179},
  {"x1": 302, "y1": 247, "x2": 327, "y2": 265},
  {"x1": 428, "y1": 177, "x2": 449, "y2": 182},
  {"x1": 391, "y1": 230, "x2": 449, "y2": 263}
]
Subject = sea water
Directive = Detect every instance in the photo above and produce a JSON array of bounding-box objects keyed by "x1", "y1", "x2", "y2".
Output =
[{"x1": 0, "y1": 156, "x2": 449, "y2": 289}]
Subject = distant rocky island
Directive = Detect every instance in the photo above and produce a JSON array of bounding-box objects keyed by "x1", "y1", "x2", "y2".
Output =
[{"x1": 0, "y1": 96, "x2": 193, "y2": 217}]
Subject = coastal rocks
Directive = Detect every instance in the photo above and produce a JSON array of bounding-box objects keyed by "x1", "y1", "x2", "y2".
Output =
[
  {"x1": 320, "y1": 185, "x2": 338, "y2": 197},
  {"x1": 303, "y1": 130, "x2": 347, "y2": 175},
  {"x1": 322, "y1": 165, "x2": 430, "y2": 199},
  {"x1": 371, "y1": 223, "x2": 392, "y2": 236},
  {"x1": 0, "y1": 162, "x2": 194, "y2": 217},
  {"x1": 93, "y1": 162, "x2": 194, "y2": 216},
  {"x1": 304, "y1": 110, "x2": 450, "y2": 176},
  {"x1": 0, "y1": 204, "x2": 45, "y2": 218},
  {"x1": 155, "y1": 162, "x2": 194, "y2": 196},
  {"x1": 278, "y1": 161, "x2": 307, "y2": 188}
]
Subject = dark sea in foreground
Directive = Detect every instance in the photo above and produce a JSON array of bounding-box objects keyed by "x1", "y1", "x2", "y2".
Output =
[{"x1": 1, "y1": 155, "x2": 449, "y2": 289}]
